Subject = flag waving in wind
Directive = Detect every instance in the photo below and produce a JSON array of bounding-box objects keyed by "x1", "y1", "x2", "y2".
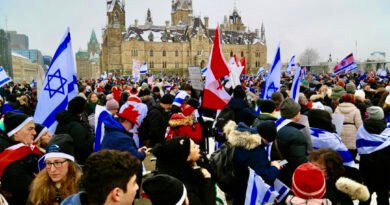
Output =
[
  {"x1": 286, "y1": 55, "x2": 295, "y2": 74},
  {"x1": 333, "y1": 53, "x2": 356, "y2": 74},
  {"x1": 290, "y1": 66, "x2": 302, "y2": 102},
  {"x1": 0, "y1": 66, "x2": 12, "y2": 87},
  {"x1": 34, "y1": 28, "x2": 78, "y2": 133},
  {"x1": 140, "y1": 61, "x2": 148, "y2": 74},
  {"x1": 202, "y1": 26, "x2": 231, "y2": 110},
  {"x1": 261, "y1": 44, "x2": 281, "y2": 99}
]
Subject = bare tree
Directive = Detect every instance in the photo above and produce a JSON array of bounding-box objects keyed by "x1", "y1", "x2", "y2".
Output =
[{"x1": 299, "y1": 48, "x2": 320, "y2": 65}]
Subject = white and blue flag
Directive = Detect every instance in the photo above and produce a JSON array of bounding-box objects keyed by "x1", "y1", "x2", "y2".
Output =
[
  {"x1": 34, "y1": 28, "x2": 78, "y2": 133},
  {"x1": 310, "y1": 127, "x2": 355, "y2": 167},
  {"x1": 201, "y1": 66, "x2": 208, "y2": 76},
  {"x1": 245, "y1": 169, "x2": 289, "y2": 205},
  {"x1": 356, "y1": 126, "x2": 390, "y2": 155},
  {"x1": 256, "y1": 67, "x2": 265, "y2": 77},
  {"x1": 0, "y1": 66, "x2": 12, "y2": 87},
  {"x1": 261, "y1": 44, "x2": 281, "y2": 99},
  {"x1": 290, "y1": 67, "x2": 302, "y2": 102},
  {"x1": 173, "y1": 90, "x2": 190, "y2": 107},
  {"x1": 94, "y1": 105, "x2": 111, "y2": 152},
  {"x1": 286, "y1": 56, "x2": 295, "y2": 74},
  {"x1": 140, "y1": 62, "x2": 148, "y2": 74}
]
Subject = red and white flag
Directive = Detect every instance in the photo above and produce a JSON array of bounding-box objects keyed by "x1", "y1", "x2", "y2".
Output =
[
  {"x1": 202, "y1": 26, "x2": 231, "y2": 110},
  {"x1": 240, "y1": 56, "x2": 246, "y2": 74},
  {"x1": 0, "y1": 143, "x2": 41, "y2": 177}
]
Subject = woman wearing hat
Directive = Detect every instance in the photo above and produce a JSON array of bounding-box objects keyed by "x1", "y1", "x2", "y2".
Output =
[
  {"x1": 153, "y1": 137, "x2": 215, "y2": 205},
  {"x1": 28, "y1": 134, "x2": 81, "y2": 205}
]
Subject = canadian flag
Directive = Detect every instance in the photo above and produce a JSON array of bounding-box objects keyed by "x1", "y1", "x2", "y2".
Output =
[
  {"x1": 202, "y1": 26, "x2": 231, "y2": 110},
  {"x1": 0, "y1": 143, "x2": 41, "y2": 177},
  {"x1": 240, "y1": 56, "x2": 246, "y2": 74}
]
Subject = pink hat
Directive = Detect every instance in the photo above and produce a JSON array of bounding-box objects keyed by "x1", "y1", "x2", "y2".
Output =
[{"x1": 106, "y1": 94, "x2": 119, "y2": 111}]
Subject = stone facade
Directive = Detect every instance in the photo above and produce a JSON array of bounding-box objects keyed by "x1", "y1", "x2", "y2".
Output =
[
  {"x1": 11, "y1": 52, "x2": 37, "y2": 83},
  {"x1": 76, "y1": 30, "x2": 100, "y2": 79},
  {"x1": 101, "y1": 0, "x2": 267, "y2": 76}
]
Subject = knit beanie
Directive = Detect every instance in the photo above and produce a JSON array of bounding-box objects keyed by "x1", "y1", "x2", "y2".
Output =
[
  {"x1": 34, "y1": 123, "x2": 48, "y2": 142},
  {"x1": 143, "y1": 174, "x2": 187, "y2": 205},
  {"x1": 181, "y1": 104, "x2": 195, "y2": 116},
  {"x1": 68, "y1": 96, "x2": 87, "y2": 115},
  {"x1": 292, "y1": 162, "x2": 326, "y2": 199},
  {"x1": 256, "y1": 120, "x2": 277, "y2": 142},
  {"x1": 105, "y1": 94, "x2": 119, "y2": 111},
  {"x1": 331, "y1": 86, "x2": 346, "y2": 100},
  {"x1": 45, "y1": 134, "x2": 75, "y2": 162},
  {"x1": 280, "y1": 98, "x2": 301, "y2": 119},
  {"x1": 366, "y1": 106, "x2": 384, "y2": 120},
  {"x1": 152, "y1": 137, "x2": 191, "y2": 162},
  {"x1": 346, "y1": 83, "x2": 356, "y2": 94},
  {"x1": 161, "y1": 94, "x2": 174, "y2": 104},
  {"x1": 4, "y1": 112, "x2": 34, "y2": 137},
  {"x1": 341, "y1": 93, "x2": 355, "y2": 103}
]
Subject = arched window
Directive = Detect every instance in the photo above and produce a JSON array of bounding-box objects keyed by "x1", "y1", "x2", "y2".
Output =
[
  {"x1": 149, "y1": 49, "x2": 153, "y2": 57},
  {"x1": 175, "y1": 49, "x2": 179, "y2": 57},
  {"x1": 163, "y1": 61, "x2": 167, "y2": 68},
  {"x1": 230, "y1": 51, "x2": 233, "y2": 57},
  {"x1": 241, "y1": 51, "x2": 244, "y2": 57},
  {"x1": 162, "y1": 50, "x2": 166, "y2": 57}
]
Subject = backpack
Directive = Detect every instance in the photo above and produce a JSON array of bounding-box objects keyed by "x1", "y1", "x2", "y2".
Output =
[
  {"x1": 209, "y1": 143, "x2": 238, "y2": 195},
  {"x1": 213, "y1": 106, "x2": 235, "y2": 142}
]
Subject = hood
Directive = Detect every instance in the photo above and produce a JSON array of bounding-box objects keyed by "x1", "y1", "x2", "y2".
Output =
[
  {"x1": 103, "y1": 115, "x2": 126, "y2": 131},
  {"x1": 169, "y1": 115, "x2": 193, "y2": 127},
  {"x1": 363, "y1": 118, "x2": 387, "y2": 134},
  {"x1": 56, "y1": 110, "x2": 73, "y2": 123},
  {"x1": 335, "y1": 177, "x2": 370, "y2": 202},
  {"x1": 61, "y1": 192, "x2": 85, "y2": 205},
  {"x1": 336, "y1": 103, "x2": 357, "y2": 114},
  {"x1": 223, "y1": 121, "x2": 261, "y2": 150}
]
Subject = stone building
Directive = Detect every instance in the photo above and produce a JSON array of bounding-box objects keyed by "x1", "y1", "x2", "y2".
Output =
[
  {"x1": 76, "y1": 30, "x2": 100, "y2": 79},
  {"x1": 100, "y1": 0, "x2": 267, "y2": 76},
  {"x1": 0, "y1": 29, "x2": 13, "y2": 77},
  {"x1": 11, "y1": 52, "x2": 38, "y2": 83}
]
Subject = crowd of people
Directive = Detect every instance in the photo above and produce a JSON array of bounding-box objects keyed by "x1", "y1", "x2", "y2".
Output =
[{"x1": 0, "y1": 71, "x2": 389, "y2": 205}]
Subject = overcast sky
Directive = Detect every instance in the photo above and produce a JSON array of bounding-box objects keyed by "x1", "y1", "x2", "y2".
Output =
[{"x1": 1, "y1": 0, "x2": 389, "y2": 64}]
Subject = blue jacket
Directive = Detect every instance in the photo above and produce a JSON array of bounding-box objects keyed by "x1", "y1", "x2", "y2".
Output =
[
  {"x1": 101, "y1": 115, "x2": 145, "y2": 161},
  {"x1": 60, "y1": 192, "x2": 85, "y2": 205}
]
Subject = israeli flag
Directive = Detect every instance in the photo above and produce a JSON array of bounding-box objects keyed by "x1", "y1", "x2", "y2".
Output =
[
  {"x1": 256, "y1": 67, "x2": 265, "y2": 77},
  {"x1": 310, "y1": 127, "x2": 355, "y2": 167},
  {"x1": 34, "y1": 28, "x2": 78, "y2": 133},
  {"x1": 244, "y1": 169, "x2": 279, "y2": 205},
  {"x1": 290, "y1": 67, "x2": 302, "y2": 102},
  {"x1": 286, "y1": 56, "x2": 295, "y2": 74},
  {"x1": 356, "y1": 126, "x2": 390, "y2": 155},
  {"x1": 0, "y1": 66, "x2": 12, "y2": 87},
  {"x1": 140, "y1": 62, "x2": 148, "y2": 74},
  {"x1": 173, "y1": 90, "x2": 190, "y2": 107},
  {"x1": 261, "y1": 44, "x2": 281, "y2": 99},
  {"x1": 347, "y1": 62, "x2": 358, "y2": 73},
  {"x1": 94, "y1": 105, "x2": 111, "y2": 152},
  {"x1": 201, "y1": 66, "x2": 208, "y2": 76}
]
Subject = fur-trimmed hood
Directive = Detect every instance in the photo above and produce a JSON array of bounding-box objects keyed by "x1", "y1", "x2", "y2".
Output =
[
  {"x1": 223, "y1": 121, "x2": 261, "y2": 150},
  {"x1": 335, "y1": 177, "x2": 370, "y2": 202},
  {"x1": 168, "y1": 115, "x2": 194, "y2": 127}
]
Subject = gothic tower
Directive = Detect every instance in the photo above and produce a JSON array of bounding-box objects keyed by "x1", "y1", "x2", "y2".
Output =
[
  {"x1": 100, "y1": 0, "x2": 125, "y2": 73},
  {"x1": 171, "y1": 0, "x2": 193, "y2": 26},
  {"x1": 88, "y1": 30, "x2": 100, "y2": 57}
]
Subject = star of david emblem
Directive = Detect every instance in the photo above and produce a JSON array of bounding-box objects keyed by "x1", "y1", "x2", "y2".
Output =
[
  {"x1": 266, "y1": 82, "x2": 279, "y2": 99},
  {"x1": 44, "y1": 69, "x2": 68, "y2": 98}
]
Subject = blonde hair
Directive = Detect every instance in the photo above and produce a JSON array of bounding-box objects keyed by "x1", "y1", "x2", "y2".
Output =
[{"x1": 29, "y1": 161, "x2": 81, "y2": 205}]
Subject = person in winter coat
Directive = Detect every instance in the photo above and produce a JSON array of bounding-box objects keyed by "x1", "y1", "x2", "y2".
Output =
[
  {"x1": 34, "y1": 123, "x2": 52, "y2": 153},
  {"x1": 309, "y1": 149, "x2": 369, "y2": 205},
  {"x1": 271, "y1": 98, "x2": 309, "y2": 187},
  {"x1": 61, "y1": 150, "x2": 140, "y2": 205},
  {"x1": 334, "y1": 93, "x2": 362, "y2": 160},
  {"x1": 0, "y1": 112, "x2": 42, "y2": 205},
  {"x1": 28, "y1": 134, "x2": 81, "y2": 205},
  {"x1": 141, "y1": 94, "x2": 174, "y2": 147},
  {"x1": 55, "y1": 96, "x2": 93, "y2": 165},
  {"x1": 224, "y1": 121, "x2": 281, "y2": 205},
  {"x1": 165, "y1": 104, "x2": 202, "y2": 144},
  {"x1": 152, "y1": 137, "x2": 215, "y2": 205},
  {"x1": 383, "y1": 95, "x2": 390, "y2": 122},
  {"x1": 358, "y1": 106, "x2": 390, "y2": 205},
  {"x1": 226, "y1": 86, "x2": 257, "y2": 126},
  {"x1": 252, "y1": 100, "x2": 278, "y2": 127}
]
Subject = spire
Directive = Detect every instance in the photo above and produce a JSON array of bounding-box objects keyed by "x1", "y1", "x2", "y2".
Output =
[
  {"x1": 145, "y1": 8, "x2": 153, "y2": 26},
  {"x1": 89, "y1": 30, "x2": 98, "y2": 44},
  {"x1": 260, "y1": 22, "x2": 266, "y2": 44}
]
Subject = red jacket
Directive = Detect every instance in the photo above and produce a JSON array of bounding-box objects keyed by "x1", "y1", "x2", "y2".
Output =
[{"x1": 165, "y1": 114, "x2": 202, "y2": 143}]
